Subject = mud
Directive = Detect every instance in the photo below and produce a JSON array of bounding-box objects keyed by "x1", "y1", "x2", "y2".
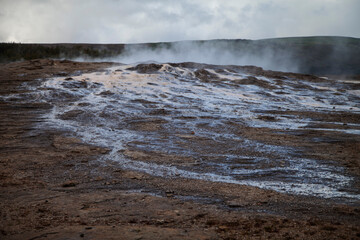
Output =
[{"x1": 1, "y1": 59, "x2": 360, "y2": 239}]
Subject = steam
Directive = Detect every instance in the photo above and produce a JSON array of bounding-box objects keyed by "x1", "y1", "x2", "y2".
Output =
[
  {"x1": 114, "y1": 40, "x2": 300, "y2": 73},
  {"x1": 71, "y1": 37, "x2": 360, "y2": 75}
]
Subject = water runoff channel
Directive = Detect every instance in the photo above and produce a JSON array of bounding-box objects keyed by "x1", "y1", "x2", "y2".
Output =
[{"x1": 15, "y1": 63, "x2": 360, "y2": 200}]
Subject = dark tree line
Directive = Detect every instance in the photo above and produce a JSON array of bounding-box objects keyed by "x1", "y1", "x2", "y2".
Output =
[{"x1": 0, "y1": 42, "x2": 125, "y2": 62}]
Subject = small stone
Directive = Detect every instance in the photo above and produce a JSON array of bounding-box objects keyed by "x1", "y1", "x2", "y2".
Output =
[
  {"x1": 165, "y1": 190, "x2": 174, "y2": 197},
  {"x1": 218, "y1": 225, "x2": 228, "y2": 231},
  {"x1": 61, "y1": 181, "x2": 78, "y2": 188},
  {"x1": 95, "y1": 176, "x2": 104, "y2": 181},
  {"x1": 100, "y1": 148, "x2": 109, "y2": 154},
  {"x1": 227, "y1": 200, "x2": 243, "y2": 208},
  {"x1": 156, "y1": 219, "x2": 165, "y2": 224}
]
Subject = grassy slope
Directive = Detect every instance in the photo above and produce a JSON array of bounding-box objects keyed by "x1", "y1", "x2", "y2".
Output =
[{"x1": 1, "y1": 36, "x2": 359, "y2": 75}]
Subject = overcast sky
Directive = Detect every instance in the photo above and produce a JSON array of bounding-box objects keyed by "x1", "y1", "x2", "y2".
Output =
[{"x1": 0, "y1": 0, "x2": 359, "y2": 43}]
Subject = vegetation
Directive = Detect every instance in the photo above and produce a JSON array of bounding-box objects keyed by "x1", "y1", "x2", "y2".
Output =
[{"x1": 0, "y1": 43, "x2": 125, "y2": 62}]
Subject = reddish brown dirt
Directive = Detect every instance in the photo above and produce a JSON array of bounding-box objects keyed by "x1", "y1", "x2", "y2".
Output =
[{"x1": 0, "y1": 60, "x2": 360, "y2": 239}]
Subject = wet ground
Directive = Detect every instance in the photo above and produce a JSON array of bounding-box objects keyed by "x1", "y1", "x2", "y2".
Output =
[{"x1": 1, "y1": 59, "x2": 360, "y2": 239}]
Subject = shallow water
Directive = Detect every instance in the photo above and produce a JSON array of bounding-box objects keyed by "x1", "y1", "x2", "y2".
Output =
[{"x1": 6, "y1": 63, "x2": 360, "y2": 199}]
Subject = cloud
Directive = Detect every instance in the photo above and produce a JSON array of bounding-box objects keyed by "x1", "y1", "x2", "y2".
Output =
[{"x1": 0, "y1": 0, "x2": 359, "y2": 43}]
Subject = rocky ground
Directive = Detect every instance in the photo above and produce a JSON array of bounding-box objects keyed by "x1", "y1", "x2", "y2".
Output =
[{"x1": 0, "y1": 59, "x2": 360, "y2": 239}]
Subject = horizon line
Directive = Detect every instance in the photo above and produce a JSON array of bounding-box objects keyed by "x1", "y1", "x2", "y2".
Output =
[{"x1": 1, "y1": 35, "x2": 359, "y2": 45}]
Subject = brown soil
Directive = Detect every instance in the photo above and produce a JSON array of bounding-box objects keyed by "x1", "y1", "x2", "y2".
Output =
[{"x1": 1, "y1": 60, "x2": 360, "y2": 239}]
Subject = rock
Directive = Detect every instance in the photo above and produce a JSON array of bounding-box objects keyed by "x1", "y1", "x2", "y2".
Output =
[
  {"x1": 61, "y1": 80, "x2": 88, "y2": 88},
  {"x1": 123, "y1": 171, "x2": 145, "y2": 180},
  {"x1": 61, "y1": 180, "x2": 78, "y2": 188},
  {"x1": 127, "y1": 63, "x2": 163, "y2": 74},
  {"x1": 165, "y1": 190, "x2": 174, "y2": 198},
  {"x1": 95, "y1": 176, "x2": 105, "y2": 181},
  {"x1": 227, "y1": 200, "x2": 244, "y2": 208},
  {"x1": 218, "y1": 225, "x2": 229, "y2": 231},
  {"x1": 57, "y1": 110, "x2": 85, "y2": 120},
  {"x1": 256, "y1": 115, "x2": 277, "y2": 121},
  {"x1": 149, "y1": 108, "x2": 169, "y2": 115},
  {"x1": 194, "y1": 69, "x2": 219, "y2": 82}
]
